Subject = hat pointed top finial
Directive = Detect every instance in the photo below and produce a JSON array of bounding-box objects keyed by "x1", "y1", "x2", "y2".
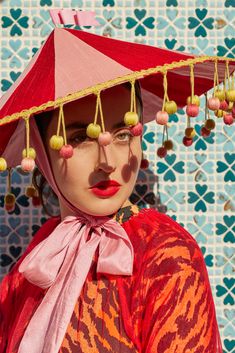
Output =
[{"x1": 49, "y1": 8, "x2": 99, "y2": 27}]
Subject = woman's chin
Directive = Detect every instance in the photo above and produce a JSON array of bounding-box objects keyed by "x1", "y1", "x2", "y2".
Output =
[{"x1": 72, "y1": 197, "x2": 129, "y2": 217}]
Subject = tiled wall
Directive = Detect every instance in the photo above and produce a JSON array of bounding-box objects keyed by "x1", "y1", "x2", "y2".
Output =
[{"x1": 0, "y1": 0, "x2": 234, "y2": 350}]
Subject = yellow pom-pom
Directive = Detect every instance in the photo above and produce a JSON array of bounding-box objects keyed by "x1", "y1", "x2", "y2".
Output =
[
  {"x1": 215, "y1": 110, "x2": 224, "y2": 118},
  {"x1": 49, "y1": 135, "x2": 64, "y2": 150},
  {"x1": 187, "y1": 95, "x2": 200, "y2": 106},
  {"x1": 214, "y1": 89, "x2": 225, "y2": 102},
  {"x1": 86, "y1": 123, "x2": 101, "y2": 138},
  {"x1": 124, "y1": 112, "x2": 139, "y2": 126},
  {"x1": 164, "y1": 100, "x2": 178, "y2": 114},
  {"x1": 225, "y1": 89, "x2": 235, "y2": 102},
  {"x1": 0, "y1": 157, "x2": 7, "y2": 172},
  {"x1": 228, "y1": 101, "x2": 234, "y2": 110},
  {"x1": 4, "y1": 193, "x2": 16, "y2": 206},
  {"x1": 22, "y1": 147, "x2": 36, "y2": 159}
]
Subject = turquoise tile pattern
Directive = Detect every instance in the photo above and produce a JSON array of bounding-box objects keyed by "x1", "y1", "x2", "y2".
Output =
[{"x1": 0, "y1": 0, "x2": 234, "y2": 350}]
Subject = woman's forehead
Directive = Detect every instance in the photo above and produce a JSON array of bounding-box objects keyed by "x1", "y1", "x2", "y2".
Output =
[{"x1": 63, "y1": 84, "x2": 130, "y2": 126}]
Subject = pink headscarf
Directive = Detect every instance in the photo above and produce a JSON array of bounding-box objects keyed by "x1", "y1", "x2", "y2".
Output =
[{"x1": 17, "y1": 117, "x2": 134, "y2": 353}]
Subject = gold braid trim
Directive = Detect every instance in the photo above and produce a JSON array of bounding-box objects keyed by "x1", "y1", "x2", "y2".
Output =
[{"x1": 0, "y1": 55, "x2": 235, "y2": 126}]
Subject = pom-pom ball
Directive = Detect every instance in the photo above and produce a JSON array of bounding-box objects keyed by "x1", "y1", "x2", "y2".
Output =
[
  {"x1": 185, "y1": 127, "x2": 196, "y2": 138},
  {"x1": 219, "y1": 100, "x2": 229, "y2": 111},
  {"x1": 0, "y1": 158, "x2": 7, "y2": 172},
  {"x1": 86, "y1": 123, "x2": 101, "y2": 138},
  {"x1": 140, "y1": 158, "x2": 149, "y2": 169},
  {"x1": 163, "y1": 139, "x2": 174, "y2": 150},
  {"x1": 124, "y1": 112, "x2": 139, "y2": 126},
  {"x1": 50, "y1": 135, "x2": 64, "y2": 150},
  {"x1": 32, "y1": 196, "x2": 41, "y2": 207},
  {"x1": 155, "y1": 111, "x2": 169, "y2": 125},
  {"x1": 228, "y1": 101, "x2": 234, "y2": 111},
  {"x1": 5, "y1": 204, "x2": 15, "y2": 212},
  {"x1": 25, "y1": 186, "x2": 37, "y2": 198},
  {"x1": 204, "y1": 119, "x2": 215, "y2": 130},
  {"x1": 157, "y1": 146, "x2": 167, "y2": 158},
  {"x1": 183, "y1": 136, "x2": 193, "y2": 146},
  {"x1": 4, "y1": 193, "x2": 16, "y2": 205},
  {"x1": 187, "y1": 95, "x2": 200, "y2": 106},
  {"x1": 22, "y1": 147, "x2": 36, "y2": 159},
  {"x1": 21, "y1": 157, "x2": 35, "y2": 172},
  {"x1": 214, "y1": 89, "x2": 225, "y2": 102},
  {"x1": 225, "y1": 89, "x2": 235, "y2": 102},
  {"x1": 186, "y1": 104, "x2": 199, "y2": 117},
  {"x1": 200, "y1": 126, "x2": 211, "y2": 137},
  {"x1": 98, "y1": 132, "x2": 112, "y2": 146},
  {"x1": 232, "y1": 104, "x2": 235, "y2": 118},
  {"x1": 164, "y1": 101, "x2": 178, "y2": 115},
  {"x1": 131, "y1": 122, "x2": 143, "y2": 136},
  {"x1": 208, "y1": 97, "x2": 220, "y2": 111},
  {"x1": 59, "y1": 144, "x2": 74, "y2": 159},
  {"x1": 4, "y1": 193, "x2": 16, "y2": 211},
  {"x1": 215, "y1": 110, "x2": 224, "y2": 118},
  {"x1": 223, "y1": 113, "x2": 234, "y2": 125}
]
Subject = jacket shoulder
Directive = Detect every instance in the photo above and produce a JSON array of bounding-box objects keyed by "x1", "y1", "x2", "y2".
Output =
[{"x1": 133, "y1": 208, "x2": 205, "y2": 275}]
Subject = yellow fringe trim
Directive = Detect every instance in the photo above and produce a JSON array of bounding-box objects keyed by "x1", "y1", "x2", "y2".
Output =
[{"x1": 0, "y1": 55, "x2": 235, "y2": 127}]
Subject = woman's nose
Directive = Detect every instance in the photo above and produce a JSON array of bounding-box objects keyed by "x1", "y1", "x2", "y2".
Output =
[{"x1": 95, "y1": 144, "x2": 116, "y2": 173}]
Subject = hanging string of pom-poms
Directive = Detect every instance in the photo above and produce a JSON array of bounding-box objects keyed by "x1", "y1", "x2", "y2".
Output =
[
  {"x1": 124, "y1": 80, "x2": 143, "y2": 136},
  {"x1": 21, "y1": 116, "x2": 36, "y2": 172},
  {"x1": 86, "y1": 90, "x2": 112, "y2": 146},
  {"x1": 86, "y1": 81, "x2": 142, "y2": 146},
  {"x1": 4, "y1": 167, "x2": 16, "y2": 212},
  {"x1": 182, "y1": 64, "x2": 200, "y2": 147},
  {"x1": 202, "y1": 92, "x2": 216, "y2": 137},
  {"x1": 155, "y1": 71, "x2": 176, "y2": 158},
  {"x1": 207, "y1": 60, "x2": 234, "y2": 125},
  {"x1": 50, "y1": 104, "x2": 74, "y2": 158}
]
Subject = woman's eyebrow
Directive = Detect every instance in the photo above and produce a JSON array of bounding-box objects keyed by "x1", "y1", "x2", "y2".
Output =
[{"x1": 65, "y1": 121, "x2": 127, "y2": 130}]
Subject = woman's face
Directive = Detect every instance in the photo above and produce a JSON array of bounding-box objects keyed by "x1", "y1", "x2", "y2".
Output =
[{"x1": 45, "y1": 84, "x2": 142, "y2": 217}]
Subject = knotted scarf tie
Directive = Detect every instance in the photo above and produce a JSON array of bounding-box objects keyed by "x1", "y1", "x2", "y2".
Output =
[{"x1": 18, "y1": 213, "x2": 134, "y2": 353}]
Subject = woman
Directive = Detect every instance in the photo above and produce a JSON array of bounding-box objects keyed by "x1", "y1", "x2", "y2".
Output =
[
  {"x1": 0, "y1": 81, "x2": 222, "y2": 353},
  {"x1": 0, "y1": 25, "x2": 227, "y2": 352}
]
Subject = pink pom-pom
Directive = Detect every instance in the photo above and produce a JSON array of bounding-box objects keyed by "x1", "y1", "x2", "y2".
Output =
[
  {"x1": 21, "y1": 157, "x2": 35, "y2": 172},
  {"x1": 186, "y1": 104, "x2": 199, "y2": 117},
  {"x1": 131, "y1": 122, "x2": 143, "y2": 136},
  {"x1": 200, "y1": 126, "x2": 211, "y2": 137},
  {"x1": 59, "y1": 144, "x2": 74, "y2": 159},
  {"x1": 182, "y1": 136, "x2": 193, "y2": 146},
  {"x1": 223, "y1": 114, "x2": 234, "y2": 125},
  {"x1": 155, "y1": 111, "x2": 169, "y2": 125},
  {"x1": 98, "y1": 132, "x2": 112, "y2": 146},
  {"x1": 5, "y1": 204, "x2": 15, "y2": 212},
  {"x1": 157, "y1": 146, "x2": 167, "y2": 158},
  {"x1": 208, "y1": 97, "x2": 220, "y2": 111},
  {"x1": 219, "y1": 100, "x2": 229, "y2": 111}
]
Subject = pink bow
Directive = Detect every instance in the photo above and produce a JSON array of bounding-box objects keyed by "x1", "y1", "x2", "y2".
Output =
[{"x1": 18, "y1": 214, "x2": 134, "y2": 353}]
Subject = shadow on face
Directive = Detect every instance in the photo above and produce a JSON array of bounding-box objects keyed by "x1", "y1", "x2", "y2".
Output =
[{"x1": 35, "y1": 82, "x2": 143, "y2": 216}]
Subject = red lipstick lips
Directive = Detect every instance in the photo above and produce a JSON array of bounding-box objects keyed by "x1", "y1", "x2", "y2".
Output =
[{"x1": 90, "y1": 180, "x2": 121, "y2": 197}]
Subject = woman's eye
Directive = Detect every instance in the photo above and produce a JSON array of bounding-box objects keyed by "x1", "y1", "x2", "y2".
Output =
[
  {"x1": 68, "y1": 134, "x2": 91, "y2": 144},
  {"x1": 115, "y1": 131, "x2": 133, "y2": 142}
]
